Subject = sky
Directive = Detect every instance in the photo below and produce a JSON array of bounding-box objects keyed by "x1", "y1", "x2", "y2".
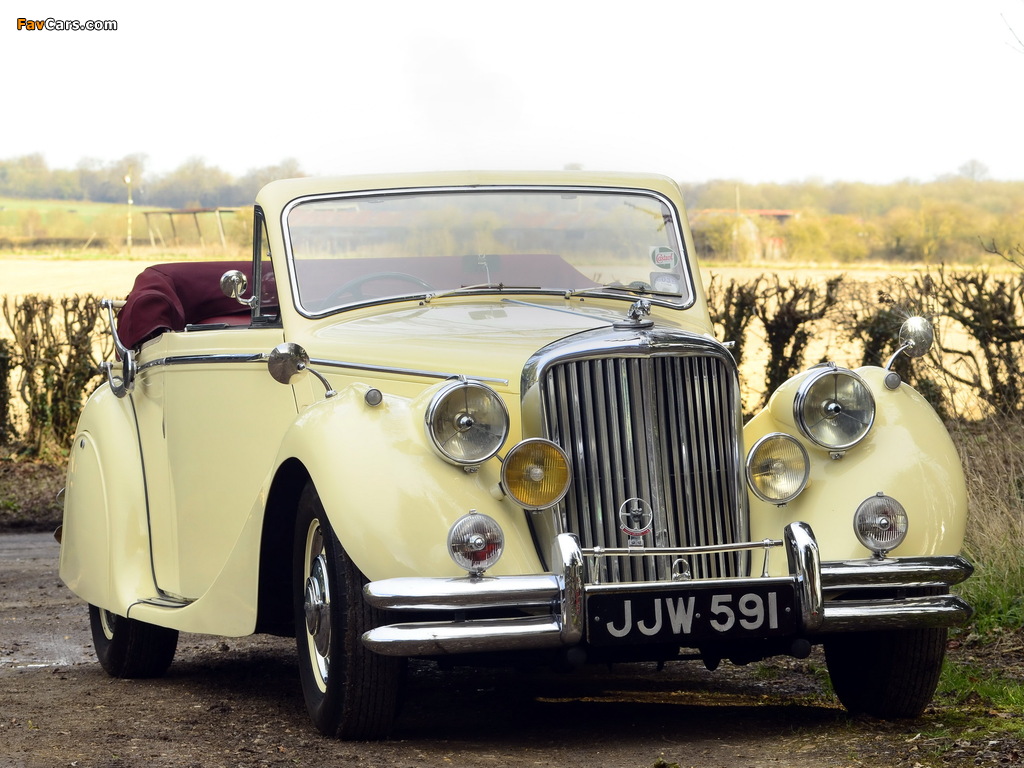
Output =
[{"x1": 4, "y1": 0, "x2": 1024, "y2": 185}]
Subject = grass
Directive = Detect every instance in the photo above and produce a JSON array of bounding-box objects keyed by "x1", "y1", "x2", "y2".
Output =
[
  {"x1": 0, "y1": 195, "x2": 138, "y2": 217},
  {"x1": 950, "y1": 418, "x2": 1024, "y2": 633},
  {"x1": 0, "y1": 196, "x2": 252, "y2": 255},
  {"x1": 0, "y1": 244, "x2": 249, "y2": 262},
  {"x1": 940, "y1": 657, "x2": 1024, "y2": 714}
]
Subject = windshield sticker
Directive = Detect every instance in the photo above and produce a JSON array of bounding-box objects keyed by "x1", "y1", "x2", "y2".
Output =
[{"x1": 650, "y1": 246, "x2": 678, "y2": 270}]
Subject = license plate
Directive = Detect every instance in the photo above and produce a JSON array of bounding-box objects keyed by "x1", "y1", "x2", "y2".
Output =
[{"x1": 586, "y1": 582, "x2": 799, "y2": 646}]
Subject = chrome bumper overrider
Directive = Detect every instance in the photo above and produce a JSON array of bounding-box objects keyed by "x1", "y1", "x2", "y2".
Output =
[{"x1": 361, "y1": 522, "x2": 974, "y2": 657}]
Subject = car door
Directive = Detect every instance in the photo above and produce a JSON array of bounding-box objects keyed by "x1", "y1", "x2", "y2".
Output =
[{"x1": 132, "y1": 324, "x2": 294, "y2": 600}]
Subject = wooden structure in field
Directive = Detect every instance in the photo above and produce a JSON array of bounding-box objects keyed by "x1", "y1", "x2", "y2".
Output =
[{"x1": 142, "y1": 207, "x2": 240, "y2": 247}]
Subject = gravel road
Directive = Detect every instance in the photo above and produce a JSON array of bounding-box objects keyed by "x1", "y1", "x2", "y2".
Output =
[{"x1": 0, "y1": 532, "x2": 1015, "y2": 768}]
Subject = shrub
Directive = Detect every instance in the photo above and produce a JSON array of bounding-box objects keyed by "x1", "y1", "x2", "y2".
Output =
[{"x1": 1, "y1": 294, "x2": 109, "y2": 456}]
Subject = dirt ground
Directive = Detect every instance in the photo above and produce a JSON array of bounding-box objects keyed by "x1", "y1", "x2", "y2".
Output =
[{"x1": 1, "y1": 531, "x2": 1022, "y2": 768}]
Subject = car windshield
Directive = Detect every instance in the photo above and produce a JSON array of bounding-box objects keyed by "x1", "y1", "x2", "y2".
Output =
[{"x1": 284, "y1": 188, "x2": 693, "y2": 315}]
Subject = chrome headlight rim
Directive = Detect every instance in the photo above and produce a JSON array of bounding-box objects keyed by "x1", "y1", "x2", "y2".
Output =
[
  {"x1": 425, "y1": 380, "x2": 510, "y2": 466},
  {"x1": 500, "y1": 438, "x2": 571, "y2": 510},
  {"x1": 793, "y1": 366, "x2": 876, "y2": 451},
  {"x1": 746, "y1": 432, "x2": 810, "y2": 505}
]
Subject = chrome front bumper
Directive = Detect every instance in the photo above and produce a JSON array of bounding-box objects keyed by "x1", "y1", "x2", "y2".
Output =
[{"x1": 361, "y1": 522, "x2": 974, "y2": 657}]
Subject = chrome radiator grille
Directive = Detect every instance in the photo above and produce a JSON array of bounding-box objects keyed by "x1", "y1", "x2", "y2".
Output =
[{"x1": 540, "y1": 353, "x2": 745, "y2": 584}]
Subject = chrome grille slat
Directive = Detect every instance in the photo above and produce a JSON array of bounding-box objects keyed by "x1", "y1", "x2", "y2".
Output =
[{"x1": 539, "y1": 351, "x2": 743, "y2": 584}]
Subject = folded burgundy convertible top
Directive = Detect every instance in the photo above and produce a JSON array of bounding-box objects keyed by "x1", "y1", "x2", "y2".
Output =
[{"x1": 117, "y1": 261, "x2": 252, "y2": 349}]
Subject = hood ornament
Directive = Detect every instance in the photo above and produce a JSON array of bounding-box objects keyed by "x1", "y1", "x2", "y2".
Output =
[{"x1": 614, "y1": 299, "x2": 653, "y2": 329}]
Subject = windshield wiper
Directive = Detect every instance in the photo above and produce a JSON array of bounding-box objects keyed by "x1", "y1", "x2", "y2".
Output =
[
  {"x1": 568, "y1": 282, "x2": 681, "y2": 299},
  {"x1": 423, "y1": 283, "x2": 543, "y2": 303}
]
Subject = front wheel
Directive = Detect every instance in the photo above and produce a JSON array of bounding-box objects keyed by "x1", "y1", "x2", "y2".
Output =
[
  {"x1": 293, "y1": 483, "x2": 404, "y2": 739},
  {"x1": 823, "y1": 626, "x2": 947, "y2": 719},
  {"x1": 88, "y1": 604, "x2": 179, "y2": 678}
]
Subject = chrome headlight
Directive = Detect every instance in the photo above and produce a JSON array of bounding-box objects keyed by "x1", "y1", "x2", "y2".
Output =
[
  {"x1": 426, "y1": 380, "x2": 509, "y2": 466},
  {"x1": 448, "y1": 512, "x2": 504, "y2": 574},
  {"x1": 501, "y1": 439, "x2": 571, "y2": 509},
  {"x1": 854, "y1": 493, "x2": 908, "y2": 556},
  {"x1": 794, "y1": 367, "x2": 875, "y2": 451},
  {"x1": 746, "y1": 433, "x2": 810, "y2": 504}
]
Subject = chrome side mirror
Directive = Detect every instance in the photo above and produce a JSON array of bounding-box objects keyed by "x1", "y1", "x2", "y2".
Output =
[
  {"x1": 897, "y1": 316, "x2": 934, "y2": 359},
  {"x1": 267, "y1": 343, "x2": 336, "y2": 397},
  {"x1": 101, "y1": 298, "x2": 135, "y2": 398},
  {"x1": 883, "y1": 316, "x2": 935, "y2": 388},
  {"x1": 221, "y1": 270, "x2": 257, "y2": 309}
]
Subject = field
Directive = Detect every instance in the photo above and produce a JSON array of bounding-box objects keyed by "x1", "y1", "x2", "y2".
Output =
[
  {"x1": 0, "y1": 252, "x2": 916, "y2": 298},
  {"x1": 3, "y1": 257, "x2": 165, "y2": 300}
]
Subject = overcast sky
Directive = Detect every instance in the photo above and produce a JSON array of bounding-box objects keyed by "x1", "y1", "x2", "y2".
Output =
[{"x1": 4, "y1": 0, "x2": 1023, "y2": 185}]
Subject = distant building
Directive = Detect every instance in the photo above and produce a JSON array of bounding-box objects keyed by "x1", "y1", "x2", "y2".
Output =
[{"x1": 690, "y1": 209, "x2": 799, "y2": 261}]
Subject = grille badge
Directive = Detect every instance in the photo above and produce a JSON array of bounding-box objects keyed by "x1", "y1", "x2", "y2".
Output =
[{"x1": 619, "y1": 498, "x2": 654, "y2": 545}]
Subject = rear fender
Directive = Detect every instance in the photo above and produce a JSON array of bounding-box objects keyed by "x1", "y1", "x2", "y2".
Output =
[{"x1": 60, "y1": 385, "x2": 157, "y2": 614}]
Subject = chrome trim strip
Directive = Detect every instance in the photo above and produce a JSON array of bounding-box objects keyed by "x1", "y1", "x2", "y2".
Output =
[
  {"x1": 821, "y1": 555, "x2": 974, "y2": 590},
  {"x1": 365, "y1": 574, "x2": 559, "y2": 611},
  {"x1": 363, "y1": 616, "x2": 565, "y2": 656},
  {"x1": 137, "y1": 353, "x2": 267, "y2": 372},
  {"x1": 584, "y1": 539, "x2": 783, "y2": 558},
  {"x1": 818, "y1": 594, "x2": 974, "y2": 632},
  {"x1": 312, "y1": 357, "x2": 508, "y2": 386},
  {"x1": 584, "y1": 575, "x2": 797, "y2": 597},
  {"x1": 134, "y1": 352, "x2": 507, "y2": 386}
]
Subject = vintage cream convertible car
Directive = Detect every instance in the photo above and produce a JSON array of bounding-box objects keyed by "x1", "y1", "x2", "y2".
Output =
[{"x1": 59, "y1": 171, "x2": 973, "y2": 739}]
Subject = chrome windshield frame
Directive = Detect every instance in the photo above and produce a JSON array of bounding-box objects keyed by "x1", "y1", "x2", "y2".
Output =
[{"x1": 279, "y1": 184, "x2": 696, "y2": 320}]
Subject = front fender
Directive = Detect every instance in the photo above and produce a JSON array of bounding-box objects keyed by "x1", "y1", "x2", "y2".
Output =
[
  {"x1": 275, "y1": 383, "x2": 543, "y2": 582},
  {"x1": 59, "y1": 385, "x2": 157, "y2": 614},
  {"x1": 744, "y1": 366, "x2": 967, "y2": 567}
]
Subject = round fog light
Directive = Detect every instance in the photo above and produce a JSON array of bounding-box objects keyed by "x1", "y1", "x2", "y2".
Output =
[
  {"x1": 746, "y1": 433, "x2": 810, "y2": 504},
  {"x1": 854, "y1": 493, "x2": 908, "y2": 556},
  {"x1": 501, "y1": 439, "x2": 571, "y2": 509},
  {"x1": 448, "y1": 512, "x2": 504, "y2": 574}
]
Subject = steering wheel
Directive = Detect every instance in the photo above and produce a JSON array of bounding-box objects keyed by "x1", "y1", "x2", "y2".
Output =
[{"x1": 322, "y1": 271, "x2": 435, "y2": 305}]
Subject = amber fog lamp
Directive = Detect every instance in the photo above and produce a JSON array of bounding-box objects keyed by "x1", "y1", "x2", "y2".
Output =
[
  {"x1": 854, "y1": 493, "x2": 909, "y2": 557},
  {"x1": 746, "y1": 433, "x2": 810, "y2": 504},
  {"x1": 501, "y1": 439, "x2": 571, "y2": 509},
  {"x1": 448, "y1": 512, "x2": 504, "y2": 574},
  {"x1": 426, "y1": 380, "x2": 509, "y2": 466},
  {"x1": 794, "y1": 367, "x2": 875, "y2": 451}
]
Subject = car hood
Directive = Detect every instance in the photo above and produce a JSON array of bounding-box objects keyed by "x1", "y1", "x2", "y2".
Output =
[{"x1": 300, "y1": 299, "x2": 702, "y2": 393}]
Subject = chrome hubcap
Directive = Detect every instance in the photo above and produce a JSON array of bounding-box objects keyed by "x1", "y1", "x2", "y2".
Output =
[
  {"x1": 302, "y1": 521, "x2": 331, "y2": 687},
  {"x1": 304, "y1": 554, "x2": 332, "y2": 658}
]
